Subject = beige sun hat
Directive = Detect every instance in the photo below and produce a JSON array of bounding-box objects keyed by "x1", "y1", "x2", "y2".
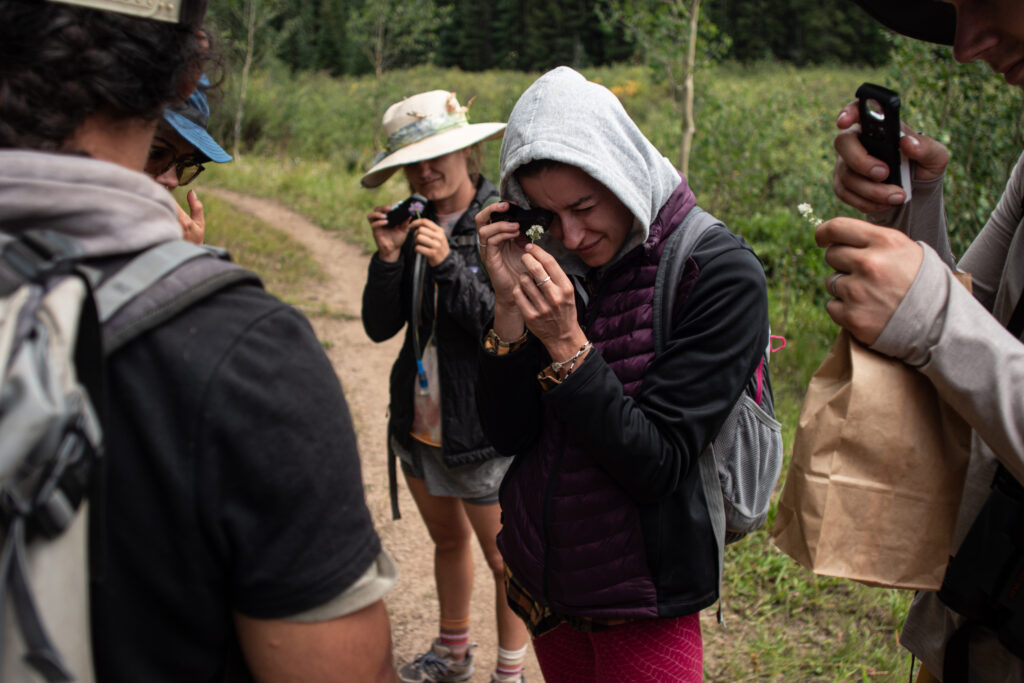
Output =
[{"x1": 361, "y1": 90, "x2": 506, "y2": 189}]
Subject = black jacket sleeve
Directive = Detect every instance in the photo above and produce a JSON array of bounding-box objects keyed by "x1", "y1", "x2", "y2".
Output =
[
  {"x1": 547, "y1": 229, "x2": 768, "y2": 502},
  {"x1": 477, "y1": 333, "x2": 546, "y2": 455},
  {"x1": 361, "y1": 249, "x2": 408, "y2": 343}
]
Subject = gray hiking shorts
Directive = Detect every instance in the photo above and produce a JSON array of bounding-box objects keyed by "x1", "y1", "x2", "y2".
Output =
[{"x1": 391, "y1": 435, "x2": 510, "y2": 506}]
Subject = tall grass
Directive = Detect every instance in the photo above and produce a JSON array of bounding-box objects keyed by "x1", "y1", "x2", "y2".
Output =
[
  {"x1": 182, "y1": 192, "x2": 324, "y2": 300},
  {"x1": 200, "y1": 61, "x2": 941, "y2": 680}
]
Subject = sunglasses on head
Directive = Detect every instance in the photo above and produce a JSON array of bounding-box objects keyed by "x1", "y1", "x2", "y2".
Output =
[{"x1": 147, "y1": 142, "x2": 206, "y2": 185}]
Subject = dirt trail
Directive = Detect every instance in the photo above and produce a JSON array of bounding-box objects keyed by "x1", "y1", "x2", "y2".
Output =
[{"x1": 209, "y1": 188, "x2": 542, "y2": 683}]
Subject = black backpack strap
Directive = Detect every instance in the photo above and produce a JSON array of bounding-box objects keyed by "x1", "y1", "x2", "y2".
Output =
[{"x1": 96, "y1": 241, "x2": 262, "y2": 355}]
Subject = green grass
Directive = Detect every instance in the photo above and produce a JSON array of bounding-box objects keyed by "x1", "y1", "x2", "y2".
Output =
[
  {"x1": 700, "y1": 287, "x2": 916, "y2": 681},
  {"x1": 177, "y1": 192, "x2": 324, "y2": 298},
  {"x1": 200, "y1": 160, "x2": 383, "y2": 254},
  {"x1": 199, "y1": 61, "x2": 937, "y2": 681}
]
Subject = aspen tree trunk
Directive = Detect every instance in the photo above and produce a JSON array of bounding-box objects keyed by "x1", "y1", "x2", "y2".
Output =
[
  {"x1": 233, "y1": 0, "x2": 257, "y2": 159},
  {"x1": 678, "y1": 0, "x2": 700, "y2": 175},
  {"x1": 375, "y1": 18, "x2": 385, "y2": 77}
]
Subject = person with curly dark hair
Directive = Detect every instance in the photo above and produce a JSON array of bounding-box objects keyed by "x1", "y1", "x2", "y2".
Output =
[{"x1": 0, "y1": 2, "x2": 398, "y2": 681}]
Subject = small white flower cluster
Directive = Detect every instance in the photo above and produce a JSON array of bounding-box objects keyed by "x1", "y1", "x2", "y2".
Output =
[
  {"x1": 798, "y1": 202, "x2": 822, "y2": 227},
  {"x1": 526, "y1": 225, "x2": 545, "y2": 243}
]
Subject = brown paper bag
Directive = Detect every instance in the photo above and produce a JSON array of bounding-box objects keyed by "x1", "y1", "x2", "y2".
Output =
[{"x1": 771, "y1": 329, "x2": 973, "y2": 590}]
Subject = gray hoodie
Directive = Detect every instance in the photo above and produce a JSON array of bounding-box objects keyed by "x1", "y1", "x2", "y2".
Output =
[{"x1": 498, "y1": 66, "x2": 682, "y2": 272}]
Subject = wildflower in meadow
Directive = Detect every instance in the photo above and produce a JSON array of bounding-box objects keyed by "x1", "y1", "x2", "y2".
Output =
[{"x1": 798, "y1": 202, "x2": 822, "y2": 226}]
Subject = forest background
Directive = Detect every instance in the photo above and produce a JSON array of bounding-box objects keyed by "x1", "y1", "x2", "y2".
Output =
[{"x1": 194, "y1": 0, "x2": 1024, "y2": 679}]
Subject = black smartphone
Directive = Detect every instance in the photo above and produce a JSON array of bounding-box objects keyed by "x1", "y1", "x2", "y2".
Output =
[
  {"x1": 856, "y1": 82, "x2": 911, "y2": 200},
  {"x1": 385, "y1": 193, "x2": 431, "y2": 227},
  {"x1": 491, "y1": 203, "x2": 556, "y2": 237}
]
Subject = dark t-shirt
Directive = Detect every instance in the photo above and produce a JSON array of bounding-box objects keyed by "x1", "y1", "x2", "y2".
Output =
[{"x1": 90, "y1": 281, "x2": 380, "y2": 681}]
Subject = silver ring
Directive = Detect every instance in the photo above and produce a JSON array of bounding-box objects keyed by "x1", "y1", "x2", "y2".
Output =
[
  {"x1": 535, "y1": 276, "x2": 551, "y2": 287},
  {"x1": 828, "y1": 272, "x2": 846, "y2": 298},
  {"x1": 479, "y1": 242, "x2": 487, "y2": 250}
]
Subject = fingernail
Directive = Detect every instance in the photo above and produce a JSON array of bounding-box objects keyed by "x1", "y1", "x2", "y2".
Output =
[
  {"x1": 524, "y1": 243, "x2": 534, "y2": 251},
  {"x1": 869, "y1": 166, "x2": 888, "y2": 181},
  {"x1": 888, "y1": 193, "x2": 904, "y2": 204},
  {"x1": 836, "y1": 110, "x2": 848, "y2": 124}
]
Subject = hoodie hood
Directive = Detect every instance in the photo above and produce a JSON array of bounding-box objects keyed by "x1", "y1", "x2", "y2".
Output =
[
  {"x1": 0, "y1": 150, "x2": 181, "y2": 257},
  {"x1": 499, "y1": 66, "x2": 683, "y2": 271}
]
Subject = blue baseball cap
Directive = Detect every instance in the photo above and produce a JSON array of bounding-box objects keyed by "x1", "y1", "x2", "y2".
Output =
[{"x1": 163, "y1": 75, "x2": 232, "y2": 164}]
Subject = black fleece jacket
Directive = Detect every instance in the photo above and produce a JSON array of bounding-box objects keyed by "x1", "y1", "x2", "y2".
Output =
[{"x1": 361, "y1": 176, "x2": 500, "y2": 466}]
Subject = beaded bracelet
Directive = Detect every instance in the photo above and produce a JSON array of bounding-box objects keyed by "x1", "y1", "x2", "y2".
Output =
[{"x1": 550, "y1": 341, "x2": 592, "y2": 378}]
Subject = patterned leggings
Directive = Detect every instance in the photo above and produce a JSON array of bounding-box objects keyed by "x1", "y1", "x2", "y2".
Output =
[{"x1": 531, "y1": 614, "x2": 703, "y2": 682}]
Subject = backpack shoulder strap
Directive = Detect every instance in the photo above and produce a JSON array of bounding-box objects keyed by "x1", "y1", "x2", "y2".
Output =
[
  {"x1": 652, "y1": 205, "x2": 731, "y2": 607},
  {"x1": 96, "y1": 241, "x2": 263, "y2": 355},
  {"x1": 653, "y1": 206, "x2": 725, "y2": 356}
]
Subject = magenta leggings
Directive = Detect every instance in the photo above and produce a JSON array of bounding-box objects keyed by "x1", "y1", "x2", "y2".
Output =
[{"x1": 531, "y1": 614, "x2": 703, "y2": 682}]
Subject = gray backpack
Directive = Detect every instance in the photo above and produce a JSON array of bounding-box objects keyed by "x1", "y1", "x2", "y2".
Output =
[
  {"x1": 0, "y1": 230, "x2": 259, "y2": 682},
  {"x1": 652, "y1": 207, "x2": 784, "y2": 582}
]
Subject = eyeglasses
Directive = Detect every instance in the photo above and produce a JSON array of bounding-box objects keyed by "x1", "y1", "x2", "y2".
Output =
[{"x1": 146, "y1": 143, "x2": 206, "y2": 186}]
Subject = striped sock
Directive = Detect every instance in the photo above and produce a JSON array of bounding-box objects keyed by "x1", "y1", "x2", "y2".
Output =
[
  {"x1": 439, "y1": 616, "x2": 470, "y2": 660},
  {"x1": 494, "y1": 644, "x2": 528, "y2": 681}
]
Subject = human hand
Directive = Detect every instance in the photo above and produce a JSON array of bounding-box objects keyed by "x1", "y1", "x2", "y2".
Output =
[
  {"x1": 476, "y1": 201, "x2": 532, "y2": 305},
  {"x1": 179, "y1": 190, "x2": 205, "y2": 245},
  {"x1": 516, "y1": 243, "x2": 586, "y2": 362},
  {"x1": 833, "y1": 100, "x2": 949, "y2": 213},
  {"x1": 367, "y1": 204, "x2": 411, "y2": 263},
  {"x1": 476, "y1": 201, "x2": 532, "y2": 340},
  {"x1": 411, "y1": 218, "x2": 450, "y2": 267},
  {"x1": 815, "y1": 216, "x2": 924, "y2": 345}
]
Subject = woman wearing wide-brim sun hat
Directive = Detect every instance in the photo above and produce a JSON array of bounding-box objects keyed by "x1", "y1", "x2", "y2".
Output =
[{"x1": 360, "y1": 90, "x2": 531, "y2": 683}]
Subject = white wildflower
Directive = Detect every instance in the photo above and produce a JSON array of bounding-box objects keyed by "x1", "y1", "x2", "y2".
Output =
[
  {"x1": 526, "y1": 225, "x2": 545, "y2": 243},
  {"x1": 798, "y1": 202, "x2": 822, "y2": 226}
]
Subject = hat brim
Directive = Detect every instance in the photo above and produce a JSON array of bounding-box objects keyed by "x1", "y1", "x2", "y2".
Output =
[
  {"x1": 361, "y1": 122, "x2": 506, "y2": 189},
  {"x1": 163, "y1": 109, "x2": 233, "y2": 164},
  {"x1": 851, "y1": 0, "x2": 956, "y2": 45}
]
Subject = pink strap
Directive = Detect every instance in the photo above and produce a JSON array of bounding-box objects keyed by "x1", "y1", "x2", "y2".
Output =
[
  {"x1": 755, "y1": 357, "x2": 765, "y2": 406},
  {"x1": 755, "y1": 336, "x2": 787, "y2": 406}
]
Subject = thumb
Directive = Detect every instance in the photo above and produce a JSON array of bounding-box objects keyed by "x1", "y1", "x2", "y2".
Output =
[{"x1": 900, "y1": 132, "x2": 949, "y2": 182}]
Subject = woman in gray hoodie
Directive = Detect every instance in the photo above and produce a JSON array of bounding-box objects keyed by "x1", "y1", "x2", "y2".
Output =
[{"x1": 476, "y1": 67, "x2": 769, "y2": 682}]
